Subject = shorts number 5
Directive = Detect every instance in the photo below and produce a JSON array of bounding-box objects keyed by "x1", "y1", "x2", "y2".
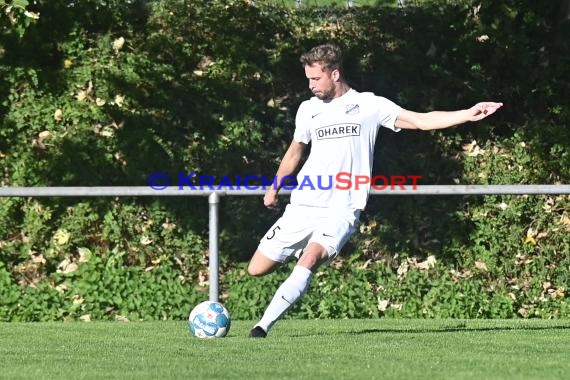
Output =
[{"x1": 266, "y1": 225, "x2": 281, "y2": 240}]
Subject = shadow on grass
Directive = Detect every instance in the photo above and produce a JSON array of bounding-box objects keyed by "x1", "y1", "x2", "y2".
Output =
[
  {"x1": 349, "y1": 323, "x2": 570, "y2": 335},
  {"x1": 283, "y1": 322, "x2": 570, "y2": 338}
]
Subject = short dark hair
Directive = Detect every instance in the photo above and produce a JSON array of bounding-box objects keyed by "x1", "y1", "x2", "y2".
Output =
[{"x1": 300, "y1": 43, "x2": 344, "y2": 73}]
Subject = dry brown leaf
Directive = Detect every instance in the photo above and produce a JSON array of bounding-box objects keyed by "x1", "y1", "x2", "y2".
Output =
[
  {"x1": 560, "y1": 214, "x2": 570, "y2": 231},
  {"x1": 542, "y1": 281, "x2": 552, "y2": 290},
  {"x1": 31, "y1": 253, "x2": 46, "y2": 264},
  {"x1": 140, "y1": 235, "x2": 153, "y2": 246},
  {"x1": 476, "y1": 34, "x2": 489, "y2": 43},
  {"x1": 53, "y1": 229, "x2": 70, "y2": 245},
  {"x1": 359, "y1": 259, "x2": 372, "y2": 269},
  {"x1": 416, "y1": 261, "x2": 430, "y2": 270},
  {"x1": 54, "y1": 109, "x2": 63, "y2": 121},
  {"x1": 76, "y1": 80, "x2": 93, "y2": 101},
  {"x1": 112, "y1": 37, "x2": 125, "y2": 52},
  {"x1": 57, "y1": 259, "x2": 78, "y2": 274},
  {"x1": 77, "y1": 247, "x2": 91, "y2": 263},
  {"x1": 462, "y1": 140, "x2": 485, "y2": 157},
  {"x1": 196, "y1": 56, "x2": 214, "y2": 69},
  {"x1": 72, "y1": 295, "x2": 84, "y2": 305},
  {"x1": 378, "y1": 299, "x2": 390, "y2": 312},
  {"x1": 113, "y1": 94, "x2": 125, "y2": 107},
  {"x1": 198, "y1": 270, "x2": 208, "y2": 287},
  {"x1": 474, "y1": 261, "x2": 488, "y2": 271},
  {"x1": 397, "y1": 262, "x2": 409, "y2": 277}
]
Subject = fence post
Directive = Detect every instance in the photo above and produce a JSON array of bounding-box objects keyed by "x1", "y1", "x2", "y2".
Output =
[{"x1": 208, "y1": 192, "x2": 220, "y2": 302}]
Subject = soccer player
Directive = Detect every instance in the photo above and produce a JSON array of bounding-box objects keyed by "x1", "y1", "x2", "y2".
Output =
[{"x1": 248, "y1": 43, "x2": 502, "y2": 338}]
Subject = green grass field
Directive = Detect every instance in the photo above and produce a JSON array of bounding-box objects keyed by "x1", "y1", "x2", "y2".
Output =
[{"x1": 2, "y1": 319, "x2": 569, "y2": 380}]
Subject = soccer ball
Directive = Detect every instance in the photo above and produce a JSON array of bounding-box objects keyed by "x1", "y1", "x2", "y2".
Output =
[{"x1": 188, "y1": 301, "x2": 231, "y2": 338}]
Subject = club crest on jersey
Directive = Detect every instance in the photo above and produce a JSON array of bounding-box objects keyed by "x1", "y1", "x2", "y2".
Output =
[
  {"x1": 345, "y1": 104, "x2": 360, "y2": 115},
  {"x1": 316, "y1": 123, "x2": 361, "y2": 140}
]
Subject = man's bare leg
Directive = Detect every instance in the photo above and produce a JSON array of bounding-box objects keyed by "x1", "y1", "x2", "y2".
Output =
[{"x1": 249, "y1": 243, "x2": 329, "y2": 338}]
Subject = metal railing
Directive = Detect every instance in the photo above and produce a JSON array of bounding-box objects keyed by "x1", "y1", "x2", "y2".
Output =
[{"x1": 2, "y1": 184, "x2": 570, "y2": 301}]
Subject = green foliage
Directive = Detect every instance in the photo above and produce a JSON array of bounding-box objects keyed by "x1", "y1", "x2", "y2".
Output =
[
  {"x1": 0, "y1": 249, "x2": 204, "y2": 321},
  {"x1": 0, "y1": 0, "x2": 39, "y2": 38},
  {"x1": 1, "y1": 0, "x2": 569, "y2": 320}
]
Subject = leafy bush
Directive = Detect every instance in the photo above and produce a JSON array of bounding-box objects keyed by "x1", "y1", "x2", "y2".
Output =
[{"x1": 0, "y1": 0, "x2": 568, "y2": 320}]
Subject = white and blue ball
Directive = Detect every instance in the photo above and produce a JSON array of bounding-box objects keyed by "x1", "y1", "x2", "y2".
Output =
[{"x1": 188, "y1": 301, "x2": 231, "y2": 338}]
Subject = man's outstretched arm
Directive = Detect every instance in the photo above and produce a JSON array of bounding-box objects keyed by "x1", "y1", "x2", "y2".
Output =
[
  {"x1": 264, "y1": 140, "x2": 306, "y2": 208},
  {"x1": 395, "y1": 102, "x2": 503, "y2": 130}
]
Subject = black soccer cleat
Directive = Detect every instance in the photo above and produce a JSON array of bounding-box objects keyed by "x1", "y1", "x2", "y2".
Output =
[{"x1": 249, "y1": 326, "x2": 267, "y2": 338}]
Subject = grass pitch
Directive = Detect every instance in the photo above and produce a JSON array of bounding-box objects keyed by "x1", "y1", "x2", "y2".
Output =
[{"x1": 1, "y1": 319, "x2": 569, "y2": 380}]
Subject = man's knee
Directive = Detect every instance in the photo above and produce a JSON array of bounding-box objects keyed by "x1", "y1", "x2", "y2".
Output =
[
  {"x1": 247, "y1": 262, "x2": 266, "y2": 277},
  {"x1": 298, "y1": 243, "x2": 329, "y2": 270},
  {"x1": 248, "y1": 250, "x2": 280, "y2": 277}
]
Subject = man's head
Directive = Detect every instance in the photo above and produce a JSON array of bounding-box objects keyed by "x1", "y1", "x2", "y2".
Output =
[{"x1": 300, "y1": 44, "x2": 346, "y2": 101}]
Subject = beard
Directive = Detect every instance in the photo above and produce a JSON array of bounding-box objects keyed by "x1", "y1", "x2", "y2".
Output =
[{"x1": 312, "y1": 86, "x2": 336, "y2": 101}]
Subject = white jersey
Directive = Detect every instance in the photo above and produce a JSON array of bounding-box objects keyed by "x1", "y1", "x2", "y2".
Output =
[{"x1": 290, "y1": 88, "x2": 402, "y2": 210}]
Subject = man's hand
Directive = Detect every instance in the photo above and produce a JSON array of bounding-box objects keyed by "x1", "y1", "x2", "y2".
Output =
[
  {"x1": 467, "y1": 102, "x2": 503, "y2": 121},
  {"x1": 263, "y1": 190, "x2": 279, "y2": 209}
]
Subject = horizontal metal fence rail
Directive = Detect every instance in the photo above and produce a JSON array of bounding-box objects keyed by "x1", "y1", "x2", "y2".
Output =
[
  {"x1": 2, "y1": 184, "x2": 570, "y2": 197},
  {"x1": 2, "y1": 184, "x2": 570, "y2": 302}
]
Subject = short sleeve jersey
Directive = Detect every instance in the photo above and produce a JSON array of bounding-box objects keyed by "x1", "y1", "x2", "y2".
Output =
[{"x1": 291, "y1": 88, "x2": 402, "y2": 210}]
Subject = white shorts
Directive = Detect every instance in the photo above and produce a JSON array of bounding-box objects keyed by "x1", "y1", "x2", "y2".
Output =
[{"x1": 258, "y1": 204, "x2": 360, "y2": 264}]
